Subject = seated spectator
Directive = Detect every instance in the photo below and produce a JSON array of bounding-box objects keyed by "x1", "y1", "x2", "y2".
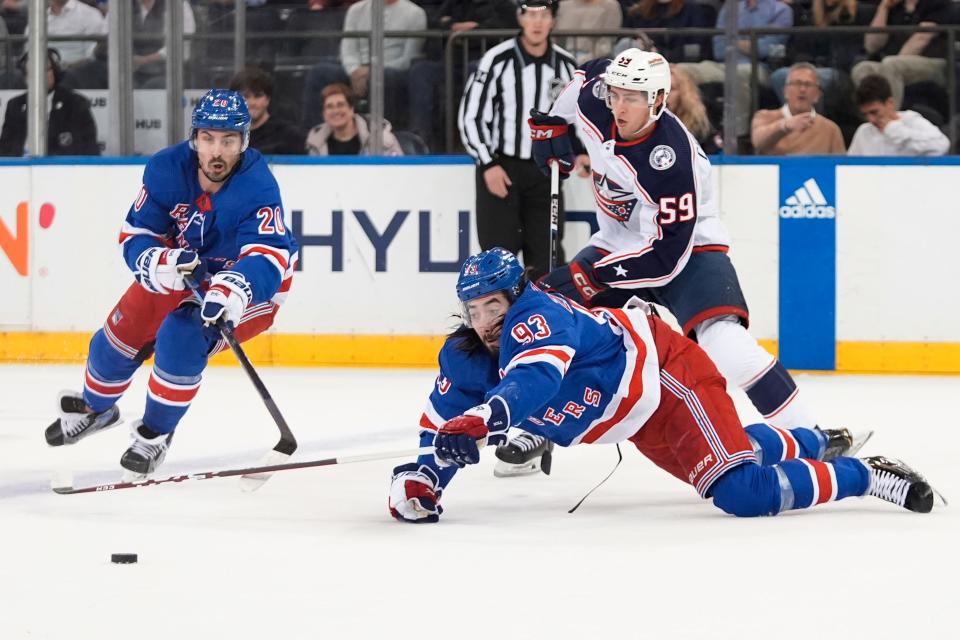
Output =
[
  {"x1": 306, "y1": 83, "x2": 404, "y2": 155},
  {"x1": 669, "y1": 65, "x2": 723, "y2": 153},
  {"x1": 301, "y1": 0, "x2": 426, "y2": 129},
  {"x1": 407, "y1": 0, "x2": 517, "y2": 151},
  {"x1": 770, "y1": 0, "x2": 862, "y2": 102},
  {"x1": 1, "y1": 0, "x2": 26, "y2": 40},
  {"x1": 624, "y1": 0, "x2": 709, "y2": 63},
  {"x1": 132, "y1": 0, "x2": 196, "y2": 88},
  {"x1": 555, "y1": 0, "x2": 623, "y2": 64},
  {"x1": 0, "y1": 48, "x2": 99, "y2": 156},
  {"x1": 848, "y1": 74, "x2": 949, "y2": 155},
  {"x1": 47, "y1": 0, "x2": 106, "y2": 67},
  {"x1": 678, "y1": 0, "x2": 793, "y2": 136},
  {"x1": 284, "y1": 0, "x2": 355, "y2": 61},
  {"x1": 750, "y1": 62, "x2": 845, "y2": 154},
  {"x1": 205, "y1": 0, "x2": 284, "y2": 67},
  {"x1": 851, "y1": 0, "x2": 953, "y2": 108},
  {"x1": 230, "y1": 67, "x2": 306, "y2": 155}
]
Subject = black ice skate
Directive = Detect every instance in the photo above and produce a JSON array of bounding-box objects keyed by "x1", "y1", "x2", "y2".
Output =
[
  {"x1": 494, "y1": 432, "x2": 554, "y2": 477},
  {"x1": 45, "y1": 391, "x2": 121, "y2": 446},
  {"x1": 863, "y1": 455, "x2": 944, "y2": 513},
  {"x1": 820, "y1": 427, "x2": 874, "y2": 461},
  {"x1": 120, "y1": 420, "x2": 174, "y2": 481}
]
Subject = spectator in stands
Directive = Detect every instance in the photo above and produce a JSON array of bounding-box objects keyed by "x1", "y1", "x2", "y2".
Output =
[
  {"x1": 669, "y1": 65, "x2": 723, "y2": 153},
  {"x1": 851, "y1": 0, "x2": 953, "y2": 108},
  {"x1": 770, "y1": 0, "x2": 861, "y2": 102},
  {"x1": 847, "y1": 73, "x2": 949, "y2": 155},
  {"x1": 555, "y1": 0, "x2": 623, "y2": 64},
  {"x1": 750, "y1": 62, "x2": 845, "y2": 154},
  {"x1": 678, "y1": 0, "x2": 793, "y2": 136},
  {"x1": 132, "y1": 0, "x2": 196, "y2": 88},
  {"x1": 301, "y1": 0, "x2": 426, "y2": 129},
  {"x1": 624, "y1": 0, "x2": 709, "y2": 63},
  {"x1": 1, "y1": 0, "x2": 26, "y2": 40},
  {"x1": 407, "y1": 0, "x2": 517, "y2": 151},
  {"x1": 230, "y1": 68, "x2": 306, "y2": 155},
  {"x1": 0, "y1": 48, "x2": 99, "y2": 156},
  {"x1": 47, "y1": 0, "x2": 106, "y2": 67},
  {"x1": 205, "y1": 0, "x2": 284, "y2": 67},
  {"x1": 306, "y1": 83, "x2": 404, "y2": 155}
]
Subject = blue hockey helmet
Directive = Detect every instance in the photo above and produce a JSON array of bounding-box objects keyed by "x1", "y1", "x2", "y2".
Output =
[
  {"x1": 190, "y1": 89, "x2": 251, "y2": 151},
  {"x1": 457, "y1": 247, "x2": 524, "y2": 301}
]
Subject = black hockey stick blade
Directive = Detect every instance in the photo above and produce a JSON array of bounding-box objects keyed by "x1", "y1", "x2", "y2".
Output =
[{"x1": 51, "y1": 446, "x2": 434, "y2": 495}]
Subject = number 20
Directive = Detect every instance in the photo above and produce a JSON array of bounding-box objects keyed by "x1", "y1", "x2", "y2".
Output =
[
  {"x1": 658, "y1": 193, "x2": 694, "y2": 225},
  {"x1": 257, "y1": 206, "x2": 287, "y2": 235}
]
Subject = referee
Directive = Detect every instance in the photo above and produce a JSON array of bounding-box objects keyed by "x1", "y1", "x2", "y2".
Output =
[{"x1": 458, "y1": 0, "x2": 580, "y2": 279}]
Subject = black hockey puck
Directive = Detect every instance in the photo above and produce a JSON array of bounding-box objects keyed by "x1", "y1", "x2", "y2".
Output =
[{"x1": 111, "y1": 553, "x2": 137, "y2": 564}]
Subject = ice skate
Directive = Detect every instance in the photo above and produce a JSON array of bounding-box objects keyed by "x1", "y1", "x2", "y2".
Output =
[
  {"x1": 120, "y1": 420, "x2": 174, "y2": 481},
  {"x1": 820, "y1": 427, "x2": 873, "y2": 461},
  {"x1": 494, "y1": 432, "x2": 554, "y2": 477},
  {"x1": 45, "y1": 391, "x2": 121, "y2": 447},
  {"x1": 863, "y1": 455, "x2": 943, "y2": 513}
]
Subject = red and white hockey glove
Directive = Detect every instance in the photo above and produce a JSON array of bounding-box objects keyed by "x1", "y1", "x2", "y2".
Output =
[
  {"x1": 529, "y1": 110, "x2": 575, "y2": 180},
  {"x1": 135, "y1": 247, "x2": 201, "y2": 295},
  {"x1": 200, "y1": 270, "x2": 252, "y2": 327},
  {"x1": 537, "y1": 255, "x2": 609, "y2": 306},
  {"x1": 389, "y1": 463, "x2": 442, "y2": 524},
  {"x1": 434, "y1": 398, "x2": 510, "y2": 468}
]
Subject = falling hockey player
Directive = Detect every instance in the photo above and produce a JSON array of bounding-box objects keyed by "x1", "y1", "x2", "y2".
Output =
[
  {"x1": 494, "y1": 48, "x2": 832, "y2": 477},
  {"x1": 45, "y1": 89, "x2": 298, "y2": 480},
  {"x1": 388, "y1": 248, "x2": 943, "y2": 523}
]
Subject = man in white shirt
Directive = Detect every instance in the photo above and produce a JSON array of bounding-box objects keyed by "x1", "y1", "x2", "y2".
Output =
[
  {"x1": 47, "y1": 0, "x2": 107, "y2": 66},
  {"x1": 848, "y1": 74, "x2": 950, "y2": 156}
]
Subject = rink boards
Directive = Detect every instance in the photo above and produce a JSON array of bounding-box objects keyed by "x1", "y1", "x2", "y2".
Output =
[{"x1": 1, "y1": 155, "x2": 957, "y2": 373}]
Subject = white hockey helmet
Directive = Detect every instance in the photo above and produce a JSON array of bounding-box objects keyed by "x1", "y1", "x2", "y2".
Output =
[{"x1": 601, "y1": 48, "x2": 671, "y2": 121}]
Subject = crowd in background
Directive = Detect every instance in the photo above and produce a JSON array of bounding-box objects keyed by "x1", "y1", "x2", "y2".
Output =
[{"x1": 0, "y1": 0, "x2": 958, "y2": 156}]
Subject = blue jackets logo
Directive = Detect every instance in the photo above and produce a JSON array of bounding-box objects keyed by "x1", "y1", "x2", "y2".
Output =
[{"x1": 779, "y1": 178, "x2": 835, "y2": 219}]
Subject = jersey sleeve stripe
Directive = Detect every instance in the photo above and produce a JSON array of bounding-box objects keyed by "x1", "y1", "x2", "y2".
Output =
[
  {"x1": 503, "y1": 345, "x2": 576, "y2": 377},
  {"x1": 118, "y1": 221, "x2": 164, "y2": 246}
]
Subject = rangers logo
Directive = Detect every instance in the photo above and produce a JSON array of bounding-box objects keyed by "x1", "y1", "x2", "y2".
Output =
[
  {"x1": 649, "y1": 145, "x2": 676, "y2": 171},
  {"x1": 463, "y1": 262, "x2": 480, "y2": 276},
  {"x1": 592, "y1": 173, "x2": 638, "y2": 226}
]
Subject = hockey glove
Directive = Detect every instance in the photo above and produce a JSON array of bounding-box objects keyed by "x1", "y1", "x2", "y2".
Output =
[
  {"x1": 135, "y1": 247, "x2": 201, "y2": 295},
  {"x1": 200, "y1": 270, "x2": 252, "y2": 327},
  {"x1": 537, "y1": 256, "x2": 608, "y2": 306},
  {"x1": 528, "y1": 109, "x2": 575, "y2": 180},
  {"x1": 388, "y1": 463, "x2": 443, "y2": 524},
  {"x1": 434, "y1": 398, "x2": 510, "y2": 468}
]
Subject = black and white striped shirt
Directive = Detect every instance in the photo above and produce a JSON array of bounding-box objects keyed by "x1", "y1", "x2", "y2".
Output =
[{"x1": 458, "y1": 37, "x2": 579, "y2": 168}]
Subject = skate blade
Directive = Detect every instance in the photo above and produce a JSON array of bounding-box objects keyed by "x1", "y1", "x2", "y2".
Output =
[
  {"x1": 847, "y1": 430, "x2": 874, "y2": 457},
  {"x1": 239, "y1": 450, "x2": 291, "y2": 493},
  {"x1": 493, "y1": 459, "x2": 542, "y2": 478}
]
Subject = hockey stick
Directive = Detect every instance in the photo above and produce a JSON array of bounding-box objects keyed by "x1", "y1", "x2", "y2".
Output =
[
  {"x1": 51, "y1": 446, "x2": 434, "y2": 495},
  {"x1": 548, "y1": 159, "x2": 560, "y2": 273},
  {"x1": 185, "y1": 276, "x2": 298, "y2": 490}
]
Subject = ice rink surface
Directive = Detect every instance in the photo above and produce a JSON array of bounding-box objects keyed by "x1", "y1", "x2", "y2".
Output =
[{"x1": 1, "y1": 364, "x2": 957, "y2": 640}]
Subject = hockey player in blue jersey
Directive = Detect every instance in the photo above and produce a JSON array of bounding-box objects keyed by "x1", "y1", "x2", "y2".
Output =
[
  {"x1": 493, "y1": 48, "x2": 829, "y2": 477},
  {"x1": 45, "y1": 89, "x2": 298, "y2": 480},
  {"x1": 388, "y1": 248, "x2": 940, "y2": 523}
]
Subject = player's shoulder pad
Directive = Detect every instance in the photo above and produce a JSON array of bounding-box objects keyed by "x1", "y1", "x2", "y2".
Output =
[
  {"x1": 438, "y1": 332, "x2": 499, "y2": 391},
  {"x1": 230, "y1": 148, "x2": 282, "y2": 203},
  {"x1": 502, "y1": 285, "x2": 576, "y2": 336},
  {"x1": 578, "y1": 58, "x2": 612, "y2": 83},
  {"x1": 142, "y1": 140, "x2": 192, "y2": 194},
  {"x1": 615, "y1": 113, "x2": 696, "y2": 190}
]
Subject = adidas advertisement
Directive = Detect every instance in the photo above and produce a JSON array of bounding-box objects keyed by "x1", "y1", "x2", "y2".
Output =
[{"x1": 778, "y1": 161, "x2": 836, "y2": 371}]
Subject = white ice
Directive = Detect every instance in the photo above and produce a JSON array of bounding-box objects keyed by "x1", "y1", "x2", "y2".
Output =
[{"x1": 2, "y1": 364, "x2": 957, "y2": 640}]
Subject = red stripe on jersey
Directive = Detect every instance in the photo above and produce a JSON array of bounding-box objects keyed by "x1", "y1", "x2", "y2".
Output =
[
  {"x1": 680, "y1": 305, "x2": 750, "y2": 338},
  {"x1": 810, "y1": 460, "x2": 834, "y2": 504},
  {"x1": 240, "y1": 246, "x2": 289, "y2": 271},
  {"x1": 511, "y1": 347, "x2": 573, "y2": 370},
  {"x1": 84, "y1": 369, "x2": 131, "y2": 396},
  {"x1": 147, "y1": 374, "x2": 200, "y2": 403},
  {"x1": 692, "y1": 245, "x2": 729, "y2": 254},
  {"x1": 419, "y1": 413, "x2": 439, "y2": 431},
  {"x1": 580, "y1": 308, "x2": 647, "y2": 444}
]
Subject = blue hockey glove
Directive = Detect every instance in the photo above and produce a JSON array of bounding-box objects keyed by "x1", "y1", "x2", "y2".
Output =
[
  {"x1": 201, "y1": 271, "x2": 252, "y2": 327},
  {"x1": 528, "y1": 109, "x2": 575, "y2": 180},
  {"x1": 135, "y1": 247, "x2": 201, "y2": 295},
  {"x1": 434, "y1": 398, "x2": 509, "y2": 468},
  {"x1": 537, "y1": 256, "x2": 608, "y2": 306},
  {"x1": 389, "y1": 463, "x2": 443, "y2": 524}
]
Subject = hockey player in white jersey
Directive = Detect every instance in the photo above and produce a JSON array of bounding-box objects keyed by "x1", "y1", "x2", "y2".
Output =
[{"x1": 495, "y1": 49, "x2": 851, "y2": 476}]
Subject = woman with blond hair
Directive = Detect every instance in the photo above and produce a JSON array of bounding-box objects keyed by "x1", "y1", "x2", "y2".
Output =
[{"x1": 668, "y1": 65, "x2": 722, "y2": 154}]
